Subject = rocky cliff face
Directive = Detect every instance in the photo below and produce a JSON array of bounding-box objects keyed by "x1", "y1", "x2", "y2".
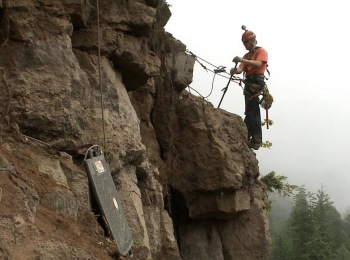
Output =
[{"x1": 0, "y1": 0, "x2": 270, "y2": 259}]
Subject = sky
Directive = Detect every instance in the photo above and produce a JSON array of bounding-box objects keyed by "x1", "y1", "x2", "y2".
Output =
[{"x1": 164, "y1": 0, "x2": 350, "y2": 214}]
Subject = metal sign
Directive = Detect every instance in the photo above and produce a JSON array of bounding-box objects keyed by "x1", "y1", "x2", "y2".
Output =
[{"x1": 84, "y1": 145, "x2": 133, "y2": 256}]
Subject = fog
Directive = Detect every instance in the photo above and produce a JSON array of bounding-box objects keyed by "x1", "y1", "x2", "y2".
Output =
[{"x1": 165, "y1": 0, "x2": 350, "y2": 213}]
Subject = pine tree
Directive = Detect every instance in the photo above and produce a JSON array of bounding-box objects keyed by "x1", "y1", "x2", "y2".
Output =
[
  {"x1": 269, "y1": 194, "x2": 293, "y2": 259},
  {"x1": 342, "y1": 209, "x2": 350, "y2": 251},
  {"x1": 270, "y1": 186, "x2": 350, "y2": 260},
  {"x1": 302, "y1": 188, "x2": 337, "y2": 259},
  {"x1": 270, "y1": 227, "x2": 293, "y2": 260},
  {"x1": 335, "y1": 244, "x2": 350, "y2": 260},
  {"x1": 287, "y1": 186, "x2": 314, "y2": 260}
]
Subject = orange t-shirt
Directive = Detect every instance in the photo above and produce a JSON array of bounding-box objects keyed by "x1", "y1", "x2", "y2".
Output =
[{"x1": 241, "y1": 47, "x2": 268, "y2": 76}]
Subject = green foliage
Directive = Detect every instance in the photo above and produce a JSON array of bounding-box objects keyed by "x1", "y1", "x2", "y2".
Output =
[
  {"x1": 335, "y1": 244, "x2": 350, "y2": 260},
  {"x1": 262, "y1": 119, "x2": 273, "y2": 127},
  {"x1": 261, "y1": 119, "x2": 273, "y2": 149},
  {"x1": 260, "y1": 171, "x2": 297, "y2": 211},
  {"x1": 270, "y1": 228, "x2": 293, "y2": 260},
  {"x1": 270, "y1": 186, "x2": 350, "y2": 260},
  {"x1": 260, "y1": 171, "x2": 297, "y2": 197},
  {"x1": 261, "y1": 140, "x2": 272, "y2": 149}
]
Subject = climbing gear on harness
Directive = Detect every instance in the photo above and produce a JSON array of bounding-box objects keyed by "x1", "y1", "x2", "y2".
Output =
[
  {"x1": 260, "y1": 88, "x2": 273, "y2": 110},
  {"x1": 260, "y1": 86, "x2": 273, "y2": 129},
  {"x1": 243, "y1": 74, "x2": 265, "y2": 97}
]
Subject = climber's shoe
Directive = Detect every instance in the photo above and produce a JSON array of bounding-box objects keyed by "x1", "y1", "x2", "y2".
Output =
[{"x1": 248, "y1": 140, "x2": 261, "y2": 150}]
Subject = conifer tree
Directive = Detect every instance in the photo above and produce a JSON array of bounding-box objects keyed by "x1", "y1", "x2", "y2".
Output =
[
  {"x1": 269, "y1": 186, "x2": 350, "y2": 260},
  {"x1": 287, "y1": 187, "x2": 314, "y2": 259},
  {"x1": 335, "y1": 244, "x2": 350, "y2": 260},
  {"x1": 302, "y1": 188, "x2": 335, "y2": 259},
  {"x1": 342, "y1": 209, "x2": 350, "y2": 251},
  {"x1": 270, "y1": 228, "x2": 293, "y2": 260}
]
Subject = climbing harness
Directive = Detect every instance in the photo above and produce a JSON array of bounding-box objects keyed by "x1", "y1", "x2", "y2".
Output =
[{"x1": 243, "y1": 76, "x2": 273, "y2": 129}]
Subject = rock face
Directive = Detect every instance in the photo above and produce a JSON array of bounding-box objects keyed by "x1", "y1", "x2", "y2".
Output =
[{"x1": 0, "y1": 0, "x2": 270, "y2": 259}]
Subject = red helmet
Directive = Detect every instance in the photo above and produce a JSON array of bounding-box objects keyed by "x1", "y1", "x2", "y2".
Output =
[{"x1": 241, "y1": 25, "x2": 256, "y2": 42}]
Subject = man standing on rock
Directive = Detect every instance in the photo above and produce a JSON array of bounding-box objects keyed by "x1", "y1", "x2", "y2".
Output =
[{"x1": 230, "y1": 26, "x2": 268, "y2": 150}]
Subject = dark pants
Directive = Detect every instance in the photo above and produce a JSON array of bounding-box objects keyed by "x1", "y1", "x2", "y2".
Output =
[{"x1": 244, "y1": 82, "x2": 262, "y2": 143}]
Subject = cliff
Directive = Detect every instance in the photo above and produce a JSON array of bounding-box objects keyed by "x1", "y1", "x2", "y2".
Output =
[{"x1": 0, "y1": 0, "x2": 270, "y2": 259}]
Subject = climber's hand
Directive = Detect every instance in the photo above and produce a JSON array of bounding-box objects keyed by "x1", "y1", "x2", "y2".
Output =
[
  {"x1": 230, "y1": 67, "x2": 237, "y2": 75},
  {"x1": 232, "y1": 56, "x2": 242, "y2": 63}
]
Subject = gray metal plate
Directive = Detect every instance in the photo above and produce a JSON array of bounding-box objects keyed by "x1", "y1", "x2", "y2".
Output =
[{"x1": 84, "y1": 153, "x2": 133, "y2": 255}]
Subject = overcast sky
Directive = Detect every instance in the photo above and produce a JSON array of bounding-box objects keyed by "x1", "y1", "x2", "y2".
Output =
[{"x1": 165, "y1": 0, "x2": 350, "y2": 213}]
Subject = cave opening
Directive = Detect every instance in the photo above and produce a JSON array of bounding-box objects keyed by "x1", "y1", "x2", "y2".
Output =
[{"x1": 164, "y1": 186, "x2": 189, "y2": 252}]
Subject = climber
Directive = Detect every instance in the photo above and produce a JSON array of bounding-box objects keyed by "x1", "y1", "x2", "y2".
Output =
[{"x1": 230, "y1": 26, "x2": 268, "y2": 150}]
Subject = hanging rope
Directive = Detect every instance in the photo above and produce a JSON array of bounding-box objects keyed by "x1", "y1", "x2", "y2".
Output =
[
  {"x1": 96, "y1": 0, "x2": 107, "y2": 153},
  {"x1": 202, "y1": 66, "x2": 225, "y2": 99},
  {"x1": 0, "y1": 69, "x2": 11, "y2": 147}
]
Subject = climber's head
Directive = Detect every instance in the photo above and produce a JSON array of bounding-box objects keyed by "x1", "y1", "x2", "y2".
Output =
[
  {"x1": 241, "y1": 25, "x2": 257, "y2": 49},
  {"x1": 242, "y1": 25, "x2": 256, "y2": 43},
  {"x1": 242, "y1": 30, "x2": 256, "y2": 43}
]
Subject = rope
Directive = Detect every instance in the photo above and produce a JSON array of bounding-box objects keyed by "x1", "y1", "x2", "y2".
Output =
[
  {"x1": 187, "y1": 85, "x2": 204, "y2": 97},
  {"x1": 23, "y1": 135, "x2": 51, "y2": 147},
  {"x1": 0, "y1": 70, "x2": 10, "y2": 125},
  {"x1": 186, "y1": 50, "x2": 217, "y2": 69},
  {"x1": 96, "y1": 0, "x2": 107, "y2": 152},
  {"x1": 0, "y1": 69, "x2": 11, "y2": 146},
  {"x1": 185, "y1": 50, "x2": 243, "y2": 99}
]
